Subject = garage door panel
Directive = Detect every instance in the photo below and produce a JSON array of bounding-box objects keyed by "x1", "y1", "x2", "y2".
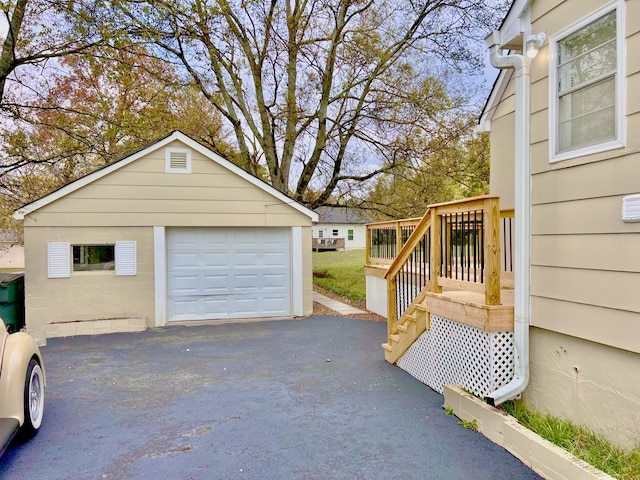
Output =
[
  {"x1": 169, "y1": 297, "x2": 200, "y2": 316},
  {"x1": 263, "y1": 251, "x2": 288, "y2": 267},
  {"x1": 235, "y1": 252, "x2": 260, "y2": 267},
  {"x1": 202, "y1": 297, "x2": 230, "y2": 314},
  {"x1": 204, "y1": 253, "x2": 230, "y2": 268},
  {"x1": 170, "y1": 274, "x2": 201, "y2": 295},
  {"x1": 167, "y1": 228, "x2": 291, "y2": 321},
  {"x1": 232, "y1": 297, "x2": 261, "y2": 316},
  {"x1": 262, "y1": 296, "x2": 290, "y2": 314},
  {"x1": 234, "y1": 273, "x2": 259, "y2": 290},
  {"x1": 170, "y1": 252, "x2": 200, "y2": 268},
  {"x1": 202, "y1": 274, "x2": 230, "y2": 294},
  {"x1": 263, "y1": 273, "x2": 287, "y2": 289}
]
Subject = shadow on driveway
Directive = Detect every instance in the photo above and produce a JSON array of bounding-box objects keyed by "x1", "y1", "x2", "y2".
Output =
[{"x1": 1, "y1": 316, "x2": 540, "y2": 479}]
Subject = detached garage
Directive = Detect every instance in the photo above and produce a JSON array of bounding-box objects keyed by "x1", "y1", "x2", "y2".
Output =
[{"x1": 14, "y1": 131, "x2": 317, "y2": 343}]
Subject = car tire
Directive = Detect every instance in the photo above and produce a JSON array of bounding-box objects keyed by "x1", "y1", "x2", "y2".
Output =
[{"x1": 21, "y1": 358, "x2": 44, "y2": 437}]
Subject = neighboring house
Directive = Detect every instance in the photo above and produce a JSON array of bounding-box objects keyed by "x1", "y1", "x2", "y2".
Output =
[
  {"x1": 365, "y1": 0, "x2": 639, "y2": 452},
  {"x1": 0, "y1": 232, "x2": 24, "y2": 270},
  {"x1": 14, "y1": 131, "x2": 318, "y2": 344},
  {"x1": 312, "y1": 206, "x2": 371, "y2": 251}
]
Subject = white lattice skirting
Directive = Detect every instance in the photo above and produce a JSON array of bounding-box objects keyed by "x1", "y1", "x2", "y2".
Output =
[{"x1": 397, "y1": 314, "x2": 514, "y2": 398}]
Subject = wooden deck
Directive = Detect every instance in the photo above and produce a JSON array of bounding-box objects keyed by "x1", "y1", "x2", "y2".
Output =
[{"x1": 428, "y1": 285, "x2": 514, "y2": 332}]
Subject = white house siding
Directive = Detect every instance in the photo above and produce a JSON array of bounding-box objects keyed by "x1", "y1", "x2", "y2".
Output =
[{"x1": 312, "y1": 223, "x2": 366, "y2": 251}]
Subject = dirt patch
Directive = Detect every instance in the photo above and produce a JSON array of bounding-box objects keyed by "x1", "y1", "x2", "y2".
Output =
[{"x1": 313, "y1": 287, "x2": 386, "y2": 322}]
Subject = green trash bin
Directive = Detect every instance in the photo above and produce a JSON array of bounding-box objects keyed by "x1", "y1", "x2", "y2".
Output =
[{"x1": 0, "y1": 273, "x2": 25, "y2": 334}]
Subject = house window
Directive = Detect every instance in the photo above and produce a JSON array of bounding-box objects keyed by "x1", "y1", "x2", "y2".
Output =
[
  {"x1": 165, "y1": 148, "x2": 192, "y2": 173},
  {"x1": 348, "y1": 229, "x2": 354, "y2": 241},
  {"x1": 332, "y1": 229, "x2": 339, "y2": 236},
  {"x1": 550, "y1": 1, "x2": 624, "y2": 162},
  {"x1": 73, "y1": 245, "x2": 115, "y2": 271},
  {"x1": 318, "y1": 231, "x2": 324, "y2": 238}
]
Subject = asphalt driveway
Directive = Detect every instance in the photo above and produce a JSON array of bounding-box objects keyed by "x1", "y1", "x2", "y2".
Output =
[{"x1": 1, "y1": 316, "x2": 540, "y2": 479}]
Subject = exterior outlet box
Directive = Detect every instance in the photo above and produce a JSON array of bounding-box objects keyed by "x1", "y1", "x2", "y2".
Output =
[{"x1": 622, "y1": 195, "x2": 640, "y2": 222}]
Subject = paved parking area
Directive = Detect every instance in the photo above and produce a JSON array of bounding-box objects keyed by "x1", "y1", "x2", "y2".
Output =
[{"x1": 1, "y1": 316, "x2": 540, "y2": 479}]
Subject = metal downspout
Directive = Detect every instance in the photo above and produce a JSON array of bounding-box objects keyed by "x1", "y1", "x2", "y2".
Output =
[{"x1": 484, "y1": 31, "x2": 532, "y2": 406}]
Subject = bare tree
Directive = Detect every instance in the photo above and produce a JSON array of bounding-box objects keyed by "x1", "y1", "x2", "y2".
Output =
[
  {"x1": 0, "y1": 0, "x2": 110, "y2": 103},
  {"x1": 100, "y1": 0, "x2": 503, "y2": 207}
]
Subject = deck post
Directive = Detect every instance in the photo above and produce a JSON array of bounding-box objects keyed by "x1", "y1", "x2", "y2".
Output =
[
  {"x1": 429, "y1": 207, "x2": 442, "y2": 293},
  {"x1": 387, "y1": 276, "x2": 397, "y2": 338},
  {"x1": 484, "y1": 197, "x2": 501, "y2": 305},
  {"x1": 365, "y1": 224, "x2": 372, "y2": 266}
]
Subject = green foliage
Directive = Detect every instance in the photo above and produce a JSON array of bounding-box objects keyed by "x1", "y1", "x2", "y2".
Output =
[
  {"x1": 312, "y1": 250, "x2": 366, "y2": 303},
  {"x1": 444, "y1": 406, "x2": 454, "y2": 416},
  {"x1": 457, "y1": 418, "x2": 478, "y2": 431},
  {"x1": 365, "y1": 126, "x2": 490, "y2": 220},
  {"x1": 502, "y1": 401, "x2": 640, "y2": 480},
  {"x1": 0, "y1": 44, "x2": 234, "y2": 235}
]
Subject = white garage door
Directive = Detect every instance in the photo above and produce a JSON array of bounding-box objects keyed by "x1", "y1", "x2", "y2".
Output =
[{"x1": 167, "y1": 228, "x2": 291, "y2": 321}]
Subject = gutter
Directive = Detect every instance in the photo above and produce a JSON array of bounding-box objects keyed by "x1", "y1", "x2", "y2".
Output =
[{"x1": 484, "y1": 30, "x2": 532, "y2": 406}]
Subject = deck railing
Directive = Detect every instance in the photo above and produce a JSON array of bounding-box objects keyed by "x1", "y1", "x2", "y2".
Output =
[
  {"x1": 366, "y1": 218, "x2": 421, "y2": 264},
  {"x1": 366, "y1": 196, "x2": 512, "y2": 336}
]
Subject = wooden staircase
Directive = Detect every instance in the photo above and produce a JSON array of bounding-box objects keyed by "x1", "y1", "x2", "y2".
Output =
[
  {"x1": 374, "y1": 196, "x2": 506, "y2": 365},
  {"x1": 382, "y1": 294, "x2": 430, "y2": 364}
]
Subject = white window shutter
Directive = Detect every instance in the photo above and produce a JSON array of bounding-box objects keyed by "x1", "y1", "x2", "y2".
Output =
[
  {"x1": 115, "y1": 241, "x2": 137, "y2": 276},
  {"x1": 48, "y1": 242, "x2": 70, "y2": 278}
]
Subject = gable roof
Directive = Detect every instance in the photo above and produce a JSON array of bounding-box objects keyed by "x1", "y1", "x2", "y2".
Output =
[
  {"x1": 315, "y1": 206, "x2": 373, "y2": 224},
  {"x1": 14, "y1": 131, "x2": 318, "y2": 222}
]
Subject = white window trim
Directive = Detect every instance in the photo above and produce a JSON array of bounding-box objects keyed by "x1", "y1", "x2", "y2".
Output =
[
  {"x1": 165, "y1": 147, "x2": 192, "y2": 174},
  {"x1": 153, "y1": 227, "x2": 167, "y2": 327},
  {"x1": 548, "y1": 0, "x2": 625, "y2": 163},
  {"x1": 292, "y1": 227, "x2": 303, "y2": 316}
]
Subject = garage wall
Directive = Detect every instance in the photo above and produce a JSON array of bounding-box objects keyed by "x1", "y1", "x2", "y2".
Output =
[
  {"x1": 22, "y1": 140, "x2": 312, "y2": 228},
  {"x1": 21, "y1": 138, "x2": 316, "y2": 340},
  {"x1": 24, "y1": 226, "x2": 154, "y2": 341}
]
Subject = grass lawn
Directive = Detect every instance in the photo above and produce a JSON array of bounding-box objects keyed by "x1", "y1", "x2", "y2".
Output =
[
  {"x1": 503, "y1": 401, "x2": 640, "y2": 480},
  {"x1": 312, "y1": 249, "x2": 366, "y2": 303}
]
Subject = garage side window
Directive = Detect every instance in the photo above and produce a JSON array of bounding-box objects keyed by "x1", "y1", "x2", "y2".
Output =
[
  {"x1": 73, "y1": 245, "x2": 115, "y2": 271},
  {"x1": 47, "y1": 241, "x2": 137, "y2": 277}
]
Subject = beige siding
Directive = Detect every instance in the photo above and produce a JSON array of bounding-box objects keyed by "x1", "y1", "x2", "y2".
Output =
[
  {"x1": 485, "y1": 0, "x2": 640, "y2": 449},
  {"x1": 24, "y1": 140, "x2": 311, "y2": 228},
  {"x1": 489, "y1": 115, "x2": 516, "y2": 211},
  {"x1": 24, "y1": 226, "x2": 155, "y2": 339},
  {"x1": 522, "y1": 0, "x2": 640, "y2": 353}
]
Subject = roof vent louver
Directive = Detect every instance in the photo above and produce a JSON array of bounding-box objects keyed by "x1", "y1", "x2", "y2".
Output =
[
  {"x1": 170, "y1": 151, "x2": 187, "y2": 170},
  {"x1": 165, "y1": 148, "x2": 192, "y2": 174}
]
